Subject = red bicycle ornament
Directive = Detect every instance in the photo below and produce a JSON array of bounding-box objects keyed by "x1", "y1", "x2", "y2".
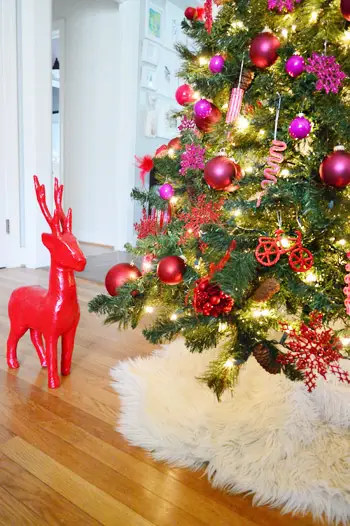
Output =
[{"x1": 255, "y1": 229, "x2": 314, "y2": 273}]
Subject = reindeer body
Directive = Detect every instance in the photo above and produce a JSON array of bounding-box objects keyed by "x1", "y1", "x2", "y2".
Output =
[{"x1": 7, "y1": 177, "x2": 86, "y2": 389}]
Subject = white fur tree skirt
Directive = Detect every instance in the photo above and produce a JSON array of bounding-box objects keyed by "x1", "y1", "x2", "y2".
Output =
[{"x1": 111, "y1": 339, "x2": 350, "y2": 524}]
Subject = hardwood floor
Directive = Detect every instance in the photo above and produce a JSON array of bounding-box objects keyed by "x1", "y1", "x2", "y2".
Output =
[{"x1": 0, "y1": 268, "x2": 319, "y2": 526}]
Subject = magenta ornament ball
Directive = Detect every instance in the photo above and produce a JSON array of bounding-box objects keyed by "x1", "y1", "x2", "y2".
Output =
[
  {"x1": 209, "y1": 55, "x2": 225, "y2": 74},
  {"x1": 194, "y1": 99, "x2": 212, "y2": 119},
  {"x1": 159, "y1": 183, "x2": 175, "y2": 200},
  {"x1": 249, "y1": 32, "x2": 281, "y2": 69},
  {"x1": 289, "y1": 116, "x2": 312, "y2": 140},
  {"x1": 204, "y1": 156, "x2": 239, "y2": 190},
  {"x1": 319, "y1": 150, "x2": 350, "y2": 189},
  {"x1": 285, "y1": 55, "x2": 305, "y2": 78}
]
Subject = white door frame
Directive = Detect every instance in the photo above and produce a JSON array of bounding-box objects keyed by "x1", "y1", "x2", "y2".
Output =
[{"x1": 52, "y1": 18, "x2": 65, "y2": 187}]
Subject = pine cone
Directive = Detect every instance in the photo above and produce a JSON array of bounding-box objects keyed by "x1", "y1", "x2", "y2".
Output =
[
  {"x1": 240, "y1": 69, "x2": 254, "y2": 90},
  {"x1": 253, "y1": 343, "x2": 282, "y2": 374},
  {"x1": 251, "y1": 278, "x2": 280, "y2": 303}
]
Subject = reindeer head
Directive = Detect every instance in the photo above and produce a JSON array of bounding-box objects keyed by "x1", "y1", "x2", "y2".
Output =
[{"x1": 34, "y1": 176, "x2": 87, "y2": 272}]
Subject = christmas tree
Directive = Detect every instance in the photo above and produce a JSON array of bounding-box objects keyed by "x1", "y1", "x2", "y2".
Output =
[{"x1": 90, "y1": 0, "x2": 350, "y2": 398}]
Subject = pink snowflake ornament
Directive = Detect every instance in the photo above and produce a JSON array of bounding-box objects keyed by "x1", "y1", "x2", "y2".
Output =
[
  {"x1": 179, "y1": 116, "x2": 196, "y2": 132},
  {"x1": 180, "y1": 144, "x2": 206, "y2": 176},
  {"x1": 306, "y1": 53, "x2": 347, "y2": 94},
  {"x1": 268, "y1": 0, "x2": 301, "y2": 12}
]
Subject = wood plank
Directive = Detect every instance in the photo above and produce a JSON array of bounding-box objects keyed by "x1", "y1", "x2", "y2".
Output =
[
  {"x1": 0, "y1": 483, "x2": 47, "y2": 525},
  {"x1": 2, "y1": 437, "x2": 153, "y2": 526},
  {"x1": 0, "y1": 454, "x2": 100, "y2": 525}
]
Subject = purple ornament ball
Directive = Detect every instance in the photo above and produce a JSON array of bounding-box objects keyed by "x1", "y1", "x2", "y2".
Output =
[
  {"x1": 194, "y1": 99, "x2": 212, "y2": 119},
  {"x1": 209, "y1": 55, "x2": 225, "y2": 74},
  {"x1": 285, "y1": 55, "x2": 305, "y2": 78},
  {"x1": 159, "y1": 183, "x2": 175, "y2": 200},
  {"x1": 289, "y1": 116, "x2": 312, "y2": 140}
]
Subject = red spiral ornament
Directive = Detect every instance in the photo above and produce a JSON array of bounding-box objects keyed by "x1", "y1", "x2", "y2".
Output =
[{"x1": 344, "y1": 252, "x2": 350, "y2": 315}]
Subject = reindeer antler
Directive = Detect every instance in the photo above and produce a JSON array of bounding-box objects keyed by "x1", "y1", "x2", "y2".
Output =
[
  {"x1": 53, "y1": 178, "x2": 72, "y2": 233},
  {"x1": 33, "y1": 175, "x2": 60, "y2": 234}
]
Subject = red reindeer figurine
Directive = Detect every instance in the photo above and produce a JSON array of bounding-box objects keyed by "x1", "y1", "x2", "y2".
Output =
[{"x1": 7, "y1": 176, "x2": 86, "y2": 388}]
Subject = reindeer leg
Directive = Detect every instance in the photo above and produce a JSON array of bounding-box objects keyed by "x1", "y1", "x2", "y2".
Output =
[
  {"x1": 45, "y1": 335, "x2": 60, "y2": 389},
  {"x1": 7, "y1": 325, "x2": 28, "y2": 369},
  {"x1": 61, "y1": 321, "x2": 78, "y2": 376},
  {"x1": 30, "y1": 329, "x2": 47, "y2": 367}
]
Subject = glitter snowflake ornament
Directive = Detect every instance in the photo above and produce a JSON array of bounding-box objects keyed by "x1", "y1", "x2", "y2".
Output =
[
  {"x1": 179, "y1": 116, "x2": 196, "y2": 132},
  {"x1": 178, "y1": 194, "x2": 225, "y2": 244},
  {"x1": 306, "y1": 53, "x2": 347, "y2": 94},
  {"x1": 180, "y1": 144, "x2": 206, "y2": 176},
  {"x1": 268, "y1": 0, "x2": 301, "y2": 12},
  {"x1": 279, "y1": 312, "x2": 350, "y2": 392}
]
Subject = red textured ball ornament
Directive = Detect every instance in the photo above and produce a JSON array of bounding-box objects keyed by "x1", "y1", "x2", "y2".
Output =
[
  {"x1": 157, "y1": 256, "x2": 186, "y2": 285},
  {"x1": 175, "y1": 84, "x2": 195, "y2": 106},
  {"x1": 195, "y1": 7, "x2": 205, "y2": 21},
  {"x1": 105, "y1": 263, "x2": 141, "y2": 296},
  {"x1": 204, "y1": 156, "x2": 241, "y2": 190},
  {"x1": 167, "y1": 137, "x2": 182, "y2": 151},
  {"x1": 319, "y1": 148, "x2": 350, "y2": 189},
  {"x1": 193, "y1": 278, "x2": 234, "y2": 317},
  {"x1": 185, "y1": 7, "x2": 196, "y2": 20},
  {"x1": 194, "y1": 103, "x2": 222, "y2": 132},
  {"x1": 341, "y1": 0, "x2": 350, "y2": 21},
  {"x1": 250, "y1": 32, "x2": 281, "y2": 69}
]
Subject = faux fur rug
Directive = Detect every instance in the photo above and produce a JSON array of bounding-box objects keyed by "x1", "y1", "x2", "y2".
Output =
[{"x1": 111, "y1": 339, "x2": 350, "y2": 525}]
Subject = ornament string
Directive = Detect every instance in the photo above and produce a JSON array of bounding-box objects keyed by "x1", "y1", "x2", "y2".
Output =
[{"x1": 257, "y1": 93, "x2": 287, "y2": 207}]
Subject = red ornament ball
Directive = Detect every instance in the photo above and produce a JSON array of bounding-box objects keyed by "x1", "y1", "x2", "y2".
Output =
[
  {"x1": 250, "y1": 32, "x2": 281, "y2": 69},
  {"x1": 167, "y1": 137, "x2": 182, "y2": 151},
  {"x1": 195, "y1": 7, "x2": 205, "y2": 21},
  {"x1": 184, "y1": 7, "x2": 196, "y2": 20},
  {"x1": 319, "y1": 149, "x2": 350, "y2": 189},
  {"x1": 157, "y1": 256, "x2": 186, "y2": 285},
  {"x1": 105, "y1": 263, "x2": 141, "y2": 296},
  {"x1": 193, "y1": 278, "x2": 234, "y2": 317},
  {"x1": 204, "y1": 156, "x2": 240, "y2": 190},
  {"x1": 194, "y1": 103, "x2": 222, "y2": 132},
  {"x1": 341, "y1": 0, "x2": 350, "y2": 21},
  {"x1": 175, "y1": 84, "x2": 195, "y2": 106}
]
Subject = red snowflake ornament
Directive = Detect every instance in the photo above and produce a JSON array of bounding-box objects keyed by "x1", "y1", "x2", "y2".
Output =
[
  {"x1": 134, "y1": 209, "x2": 165, "y2": 239},
  {"x1": 279, "y1": 312, "x2": 350, "y2": 392},
  {"x1": 178, "y1": 194, "x2": 225, "y2": 244}
]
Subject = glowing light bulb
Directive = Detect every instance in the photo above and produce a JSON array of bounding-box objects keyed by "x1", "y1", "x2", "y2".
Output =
[
  {"x1": 199, "y1": 56, "x2": 208, "y2": 66},
  {"x1": 170, "y1": 313, "x2": 177, "y2": 321},
  {"x1": 170, "y1": 196, "x2": 178, "y2": 204},
  {"x1": 281, "y1": 29, "x2": 288, "y2": 38},
  {"x1": 291, "y1": 25, "x2": 297, "y2": 32},
  {"x1": 219, "y1": 322, "x2": 228, "y2": 332},
  {"x1": 142, "y1": 261, "x2": 152, "y2": 271},
  {"x1": 168, "y1": 148, "x2": 175, "y2": 158},
  {"x1": 187, "y1": 228, "x2": 193, "y2": 234},
  {"x1": 280, "y1": 237, "x2": 291, "y2": 248},
  {"x1": 222, "y1": 103, "x2": 228, "y2": 110},
  {"x1": 261, "y1": 309, "x2": 271, "y2": 316},
  {"x1": 236, "y1": 116, "x2": 249, "y2": 132},
  {"x1": 259, "y1": 129, "x2": 266, "y2": 136},
  {"x1": 193, "y1": 91, "x2": 201, "y2": 100},
  {"x1": 310, "y1": 11, "x2": 318, "y2": 23},
  {"x1": 341, "y1": 337, "x2": 350, "y2": 346},
  {"x1": 224, "y1": 359, "x2": 234, "y2": 368},
  {"x1": 342, "y1": 30, "x2": 350, "y2": 45},
  {"x1": 245, "y1": 166, "x2": 253, "y2": 173},
  {"x1": 337, "y1": 239, "x2": 347, "y2": 246},
  {"x1": 304, "y1": 272, "x2": 317, "y2": 283},
  {"x1": 145, "y1": 306, "x2": 154, "y2": 314},
  {"x1": 281, "y1": 169, "x2": 290, "y2": 176},
  {"x1": 232, "y1": 208, "x2": 242, "y2": 217}
]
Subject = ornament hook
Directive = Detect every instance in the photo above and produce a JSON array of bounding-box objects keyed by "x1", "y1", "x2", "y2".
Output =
[{"x1": 274, "y1": 92, "x2": 282, "y2": 141}]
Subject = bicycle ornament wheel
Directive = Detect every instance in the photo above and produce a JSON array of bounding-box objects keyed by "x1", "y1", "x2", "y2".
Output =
[
  {"x1": 289, "y1": 248, "x2": 314, "y2": 272},
  {"x1": 255, "y1": 241, "x2": 280, "y2": 267}
]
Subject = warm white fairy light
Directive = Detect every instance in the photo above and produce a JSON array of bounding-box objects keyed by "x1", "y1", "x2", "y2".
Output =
[
  {"x1": 252, "y1": 308, "x2": 271, "y2": 318},
  {"x1": 232, "y1": 208, "x2": 242, "y2": 217},
  {"x1": 281, "y1": 28, "x2": 288, "y2": 38},
  {"x1": 281, "y1": 169, "x2": 290, "y2": 176},
  {"x1": 222, "y1": 103, "x2": 228, "y2": 110},
  {"x1": 337, "y1": 239, "x2": 347, "y2": 246},
  {"x1": 170, "y1": 196, "x2": 178, "y2": 204},
  {"x1": 168, "y1": 148, "x2": 176, "y2": 158},
  {"x1": 304, "y1": 272, "x2": 317, "y2": 283},
  {"x1": 291, "y1": 25, "x2": 297, "y2": 32},
  {"x1": 342, "y1": 30, "x2": 350, "y2": 45},
  {"x1": 310, "y1": 11, "x2": 318, "y2": 23},
  {"x1": 142, "y1": 261, "x2": 152, "y2": 271},
  {"x1": 236, "y1": 116, "x2": 250, "y2": 132},
  {"x1": 245, "y1": 166, "x2": 253, "y2": 173},
  {"x1": 224, "y1": 358, "x2": 234, "y2": 368},
  {"x1": 259, "y1": 129, "x2": 266, "y2": 136},
  {"x1": 341, "y1": 337, "x2": 350, "y2": 347},
  {"x1": 199, "y1": 56, "x2": 209, "y2": 66},
  {"x1": 170, "y1": 313, "x2": 178, "y2": 321},
  {"x1": 219, "y1": 322, "x2": 228, "y2": 332},
  {"x1": 193, "y1": 91, "x2": 201, "y2": 100},
  {"x1": 145, "y1": 306, "x2": 154, "y2": 314},
  {"x1": 280, "y1": 236, "x2": 291, "y2": 248}
]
